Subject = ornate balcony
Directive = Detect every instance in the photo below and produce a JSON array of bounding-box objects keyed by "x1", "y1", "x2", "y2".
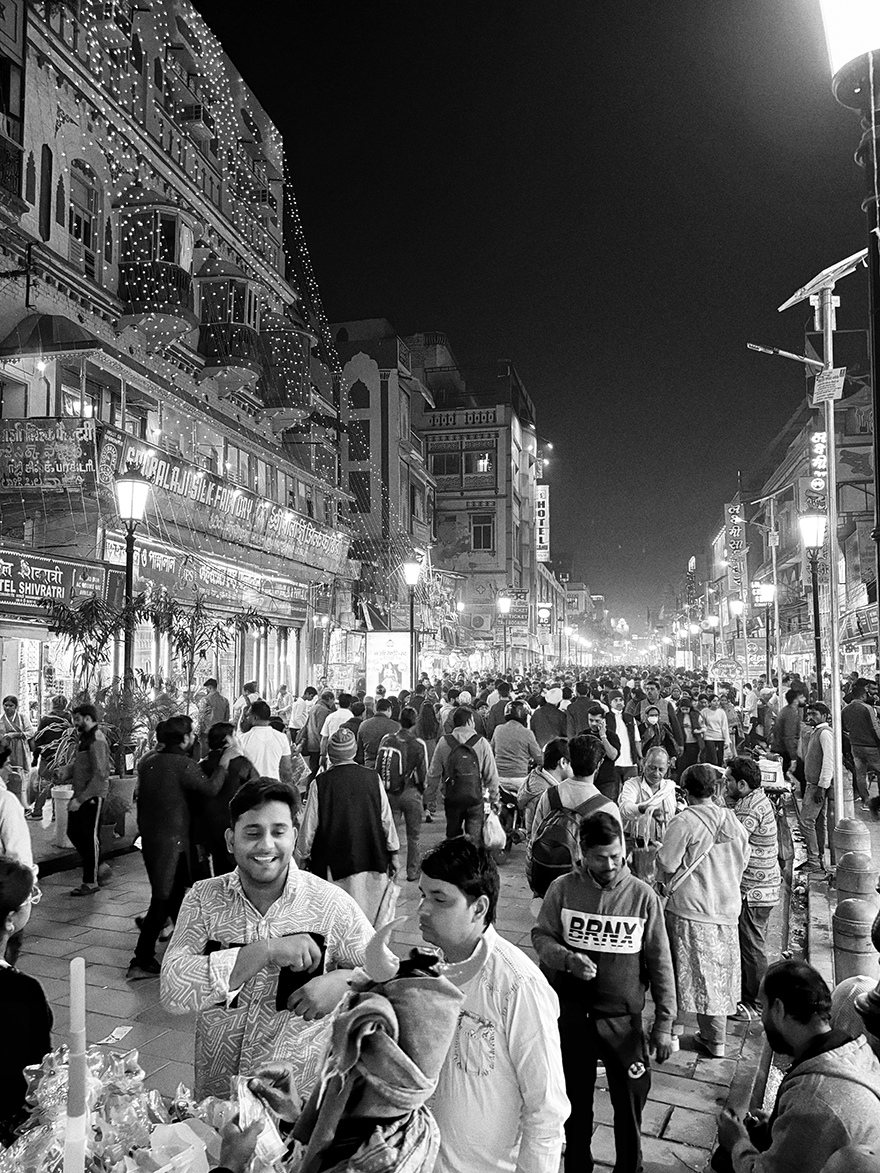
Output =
[
  {"x1": 196, "y1": 322, "x2": 264, "y2": 395},
  {"x1": 117, "y1": 261, "x2": 198, "y2": 345}
]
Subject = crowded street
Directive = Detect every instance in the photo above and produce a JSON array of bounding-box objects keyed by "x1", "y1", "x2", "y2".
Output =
[{"x1": 3, "y1": 2, "x2": 880, "y2": 1172}]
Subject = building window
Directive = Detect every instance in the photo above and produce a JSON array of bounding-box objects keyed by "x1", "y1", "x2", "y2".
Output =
[
  {"x1": 471, "y1": 513, "x2": 495, "y2": 551},
  {"x1": 430, "y1": 451, "x2": 461, "y2": 478},
  {"x1": 464, "y1": 451, "x2": 493, "y2": 475},
  {"x1": 68, "y1": 160, "x2": 100, "y2": 280},
  {"x1": 130, "y1": 33, "x2": 143, "y2": 73},
  {"x1": 349, "y1": 470, "x2": 371, "y2": 513},
  {"x1": 348, "y1": 379, "x2": 370, "y2": 409},
  {"x1": 38, "y1": 145, "x2": 52, "y2": 241},
  {"x1": 347, "y1": 418, "x2": 370, "y2": 462},
  {"x1": 0, "y1": 379, "x2": 27, "y2": 417},
  {"x1": 153, "y1": 56, "x2": 163, "y2": 90}
]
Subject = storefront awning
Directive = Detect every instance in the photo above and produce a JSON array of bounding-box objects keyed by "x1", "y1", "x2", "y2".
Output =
[{"x1": 0, "y1": 314, "x2": 103, "y2": 361}]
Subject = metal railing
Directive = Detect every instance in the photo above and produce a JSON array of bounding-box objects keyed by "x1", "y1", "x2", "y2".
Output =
[{"x1": 118, "y1": 261, "x2": 194, "y2": 311}]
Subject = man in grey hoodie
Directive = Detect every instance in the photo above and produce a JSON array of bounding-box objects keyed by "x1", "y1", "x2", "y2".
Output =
[{"x1": 717, "y1": 959, "x2": 880, "y2": 1173}]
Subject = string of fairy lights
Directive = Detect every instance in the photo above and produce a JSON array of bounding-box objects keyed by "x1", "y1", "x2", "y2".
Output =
[{"x1": 20, "y1": 1, "x2": 458, "y2": 655}]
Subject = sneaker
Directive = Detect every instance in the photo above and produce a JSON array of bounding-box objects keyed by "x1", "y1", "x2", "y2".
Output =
[
  {"x1": 25, "y1": 810, "x2": 43, "y2": 821},
  {"x1": 70, "y1": 884, "x2": 99, "y2": 897},
  {"x1": 729, "y1": 1002, "x2": 759, "y2": 1022},
  {"x1": 796, "y1": 860, "x2": 827, "y2": 873},
  {"x1": 126, "y1": 958, "x2": 160, "y2": 980}
]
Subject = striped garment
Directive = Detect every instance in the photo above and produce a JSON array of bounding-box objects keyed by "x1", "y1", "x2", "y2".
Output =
[{"x1": 733, "y1": 787, "x2": 780, "y2": 906}]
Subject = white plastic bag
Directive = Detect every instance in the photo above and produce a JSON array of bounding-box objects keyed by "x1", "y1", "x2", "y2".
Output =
[{"x1": 483, "y1": 810, "x2": 506, "y2": 851}]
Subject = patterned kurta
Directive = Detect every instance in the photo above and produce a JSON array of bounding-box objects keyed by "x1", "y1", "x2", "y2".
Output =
[
  {"x1": 160, "y1": 864, "x2": 372, "y2": 1098},
  {"x1": 733, "y1": 787, "x2": 780, "y2": 906}
]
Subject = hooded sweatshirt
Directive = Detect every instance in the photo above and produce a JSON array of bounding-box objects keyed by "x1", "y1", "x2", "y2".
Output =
[
  {"x1": 731, "y1": 1032, "x2": 880, "y2": 1173},
  {"x1": 656, "y1": 802, "x2": 750, "y2": 925},
  {"x1": 532, "y1": 862, "x2": 677, "y2": 1032}
]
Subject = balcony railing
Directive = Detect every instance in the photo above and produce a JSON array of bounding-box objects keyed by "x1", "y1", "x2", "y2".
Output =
[
  {"x1": 0, "y1": 137, "x2": 22, "y2": 202},
  {"x1": 118, "y1": 261, "x2": 194, "y2": 312},
  {"x1": 198, "y1": 322, "x2": 263, "y2": 366}
]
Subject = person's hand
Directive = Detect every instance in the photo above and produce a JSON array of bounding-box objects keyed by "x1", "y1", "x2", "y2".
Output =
[
  {"x1": 650, "y1": 1027, "x2": 673, "y2": 1063},
  {"x1": 565, "y1": 952, "x2": 597, "y2": 981},
  {"x1": 744, "y1": 1108, "x2": 771, "y2": 1129},
  {"x1": 218, "y1": 1112, "x2": 263, "y2": 1173},
  {"x1": 271, "y1": 933, "x2": 323, "y2": 972},
  {"x1": 388, "y1": 853, "x2": 400, "y2": 880},
  {"x1": 248, "y1": 1062, "x2": 302, "y2": 1123},
  {"x1": 717, "y1": 1107, "x2": 749, "y2": 1152},
  {"x1": 595, "y1": 718, "x2": 607, "y2": 738},
  {"x1": 287, "y1": 972, "x2": 347, "y2": 1020},
  {"x1": 68, "y1": 797, "x2": 81, "y2": 813}
]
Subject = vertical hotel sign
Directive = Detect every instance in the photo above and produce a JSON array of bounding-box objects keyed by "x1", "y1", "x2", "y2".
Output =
[
  {"x1": 724, "y1": 501, "x2": 746, "y2": 595},
  {"x1": 536, "y1": 484, "x2": 550, "y2": 562}
]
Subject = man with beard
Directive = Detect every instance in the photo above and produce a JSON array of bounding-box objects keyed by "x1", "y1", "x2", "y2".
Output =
[{"x1": 716, "y1": 959, "x2": 880, "y2": 1173}]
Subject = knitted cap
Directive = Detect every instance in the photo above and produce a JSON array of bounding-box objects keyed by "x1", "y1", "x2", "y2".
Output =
[
  {"x1": 328, "y1": 727, "x2": 357, "y2": 763},
  {"x1": 545, "y1": 688, "x2": 562, "y2": 706}
]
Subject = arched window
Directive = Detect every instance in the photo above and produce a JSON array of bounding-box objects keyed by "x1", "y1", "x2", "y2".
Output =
[
  {"x1": 104, "y1": 217, "x2": 113, "y2": 263},
  {"x1": 349, "y1": 379, "x2": 370, "y2": 409},
  {"x1": 24, "y1": 152, "x2": 35, "y2": 204},
  {"x1": 130, "y1": 34, "x2": 143, "y2": 74},
  {"x1": 55, "y1": 177, "x2": 65, "y2": 225},
  {"x1": 69, "y1": 160, "x2": 101, "y2": 280},
  {"x1": 335, "y1": 327, "x2": 349, "y2": 343},
  {"x1": 38, "y1": 145, "x2": 53, "y2": 241}
]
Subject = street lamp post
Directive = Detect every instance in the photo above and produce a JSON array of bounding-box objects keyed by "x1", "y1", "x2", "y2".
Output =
[
  {"x1": 757, "y1": 583, "x2": 776, "y2": 687},
  {"x1": 729, "y1": 598, "x2": 744, "y2": 642},
  {"x1": 564, "y1": 624, "x2": 573, "y2": 665},
  {"x1": 800, "y1": 513, "x2": 828, "y2": 701},
  {"x1": 818, "y1": 6, "x2": 880, "y2": 641},
  {"x1": 498, "y1": 594, "x2": 512, "y2": 673},
  {"x1": 402, "y1": 560, "x2": 421, "y2": 691},
  {"x1": 113, "y1": 463, "x2": 152, "y2": 684},
  {"x1": 688, "y1": 623, "x2": 700, "y2": 672}
]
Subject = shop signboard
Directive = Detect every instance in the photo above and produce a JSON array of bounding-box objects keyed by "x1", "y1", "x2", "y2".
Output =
[
  {"x1": 535, "y1": 484, "x2": 550, "y2": 562},
  {"x1": 0, "y1": 547, "x2": 106, "y2": 618},
  {"x1": 98, "y1": 428, "x2": 350, "y2": 576},
  {"x1": 0, "y1": 417, "x2": 98, "y2": 492},
  {"x1": 365, "y1": 630, "x2": 410, "y2": 695},
  {"x1": 103, "y1": 534, "x2": 309, "y2": 622},
  {"x1": 733, "y1": 638, "x2": 767, "y2": 678},
  {"x1": 504, "y1": 587, "x2": 530, "y2": 626}
]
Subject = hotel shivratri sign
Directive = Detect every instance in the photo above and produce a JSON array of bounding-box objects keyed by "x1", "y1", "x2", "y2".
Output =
[
  {"x1": 98, "y1": 428, "x2": 350, "y2": 576},
  {"x1": 0, "y1": 549, "x2": 105, "y2": 617}
]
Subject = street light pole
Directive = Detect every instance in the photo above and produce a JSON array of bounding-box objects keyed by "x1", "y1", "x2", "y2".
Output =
[
  {"x1": 498, "y1": 594, "x2": 512, "y2": 675},
  {"x1": 800, "y1": 513, "x2": 828, "y2": 702},
  {"x1": 123, "y1": 522, "x2": 136, "y2": 683},
  {"x1": 402, "y1": 560, "x2": 421, "y2": 691}
]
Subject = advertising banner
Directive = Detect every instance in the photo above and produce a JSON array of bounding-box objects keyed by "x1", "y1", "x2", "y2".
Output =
[
  {"x1": 535, "y1": 484, "x2": 550, "y2": 562},
  {"x1": 0, "y1": 547, "x2": 105, "y2": 618},
  {"x1": 98, "y1": 427, "x2": 350, "y2": 576},
  {"x1": 724, "y1": 502, "x2": 746, "y2": 595},
  {"x1": 365, "y1": 630, "x2": 410, "y2": 695},
  {"x1": 0, "y1": 417, "x2": 98, "y2": 492},
  {"x1": 504, "y1": 587, "x2": 530, "y2": 626}
]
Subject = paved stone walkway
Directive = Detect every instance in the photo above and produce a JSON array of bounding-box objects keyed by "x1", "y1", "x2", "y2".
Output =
[{"x1": 23, "y1": 821, "x2": 772, "y2": 1171}]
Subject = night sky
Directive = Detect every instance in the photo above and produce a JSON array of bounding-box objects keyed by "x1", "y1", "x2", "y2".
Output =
[{"x1": 197, "y1": 1, "x2": 869, "y2": 629}]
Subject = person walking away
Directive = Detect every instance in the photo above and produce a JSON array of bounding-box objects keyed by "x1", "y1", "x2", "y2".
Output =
[
  {"x1": 340, "y1": 699, "x2": 365, "y2": 737},
  {"x1": 194, "y1": 723, "x2": 258, "y2": 876},
  {"x1": 418, "y1": 837, "x2": 569, "y2": 1173},
  {"x1": 57, "y1": 704, "x2": 110, "y2": 897},
  {"x1": 491, "y1": 700, "x2": 543, "y2": 795},
  {"x1": 517, "y1": 736, "x2": 571, "y2": 835},
  {"x1": 702, "y1": 695, "x2": 731, "y2": 766},
  {"x1": 675, "y1": 695, "x2": 704, "y2": 780},
  {"x1": 0, "y1": 857, "x2": 52, "y2": 1147},
  {"x1": 426, "y1": 707, "x2": 499, "y2": 840},
  {"x1": 197, "y1": 678, "x2": 230, "y2": 756},
  {"x1": 232, "y1": 681, "x2": 261, "y2": 734},
  {"x1": 485, "y1": 681, "x2": 512, "y2": 736},
  {"x1": 566, "y1": 680, "x2": 594, "y2": 739},
  {"x1": 715, "y1": 959, "x2": 880, "y2": 1173},
  {"x1": 798, "y1": 701, "x2": 834, "y2": 876},
  {"x1": 355, "y1": 697, "x2": 399, "y2": 770},
  {"x1": 376, "y1": 706, "x2": 427, "y2": 881},
  {"x1": 415, "y1": 698, "x2": 441, "y2": 821},
  {"x1": 531, "y1": 688, "x2": 567, "y2": 749},
  {"x1": 657, "y1": 764, "x2": 749, "y2": 1057},
  {"x1": 618, "y1": 746, "x2": 677, "y2": 855},
  {"x1": 586, "y1": 704, "x2": 621, "y2": 802},
  {"x1": 607, "y1": 689, "x2": 641, "y2": 794},
  {"x1": 318, "y1": 693, "x2": 354, "y2": 759},
  {"x1": 288, "y1": 686, "x2": 316, "y2": 746},
  {"x1": 772, "y1": 689, "x2": 804, "y2": 782},
  {"x1": 239, "y1": 701, "x2": 295, "y2": 786},
  {"x1": 295, "y1": 728, "x2": 399, "y2": 926},
  {"x1": 28, "y1": 695, "x2": 71, "y2": 820},
  {"x1": 533, "y1": 812, "x2": 676, "y2": 1173},
  {"x1": 841, "y1": 680, "x2": 880, "y2": 810},
  {"x1": 161, "y1": 778, "x2": 373, "y2": 1100},
  {"x1": 128, "y1": 717, "x2": 227, "y2": 979},
  {"x1": 0, "y1": 696, "x2": 33, "y2": 805},
  {"x1": 725, "y1": 756, "x2": 780, "y2": 1022},
  {"x1": 296, "y1": 689, "x2": 335, "y2": 778}
]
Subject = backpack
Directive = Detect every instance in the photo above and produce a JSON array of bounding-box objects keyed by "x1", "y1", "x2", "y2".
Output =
[
  {"x1": 376, "y1": 732, "x2": 409, "y2": 796},
  {"x1": 527, "y1": 788, "x2": 609, "y2": 897},
  {"x1": 443, "y1": 733, "x2": 483, "y2": 805}
]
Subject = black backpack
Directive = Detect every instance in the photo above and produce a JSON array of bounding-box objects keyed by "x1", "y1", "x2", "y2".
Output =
[
  {"x1": 443, "y1": 733, "x2": 483, "y2": 805},
  {"x1": 527, "y1": 788, "x2": 609, "y2": 897},
  {"x1": 376, "y1": 732, "x2": 410, "y2": 796}
]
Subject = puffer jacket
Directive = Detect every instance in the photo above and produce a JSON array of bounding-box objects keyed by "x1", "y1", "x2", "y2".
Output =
[
  {"x1": 731, "y1": 1032, "x2": 880, "y2": 1173},
  {"x1": 656, "y1": 801, "x2": 749, "y2": 925}
]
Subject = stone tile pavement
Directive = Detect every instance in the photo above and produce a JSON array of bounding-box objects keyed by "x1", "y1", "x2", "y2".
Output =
[{"x1": 21, "y1": 820, "x2": 771, "y2": 1172}]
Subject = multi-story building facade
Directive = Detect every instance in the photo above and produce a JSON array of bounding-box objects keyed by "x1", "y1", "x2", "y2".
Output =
[
  {"x1": 0, "y1": 0, "x2": 351, "y2": 716},
  {"x1": 408, "y1": 333, "x2": 542, "y2": 671}
]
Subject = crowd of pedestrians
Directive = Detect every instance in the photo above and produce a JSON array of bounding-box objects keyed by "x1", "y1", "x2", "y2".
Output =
[{"x1": 0, "y1": 666, "x2": 879, "y2": 1171}]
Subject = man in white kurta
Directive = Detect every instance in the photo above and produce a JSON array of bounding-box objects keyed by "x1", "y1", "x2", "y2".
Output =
[{"x1": 161, "y1": 778, "x2": 372, "y2": 1098}]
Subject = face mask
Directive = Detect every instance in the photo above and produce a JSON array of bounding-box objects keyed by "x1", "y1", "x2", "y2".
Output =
[{"x1": 647, "y1": 716, "x2": 659, "y2": 726}]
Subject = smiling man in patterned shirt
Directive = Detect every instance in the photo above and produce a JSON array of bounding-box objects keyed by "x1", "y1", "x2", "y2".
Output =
[
  {"x1": 725, "y1": 756, "x2": 780, "y2": 1020},
  {"x1": 161, "y1": 777, "x2": 372, "y2": 1098}
]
